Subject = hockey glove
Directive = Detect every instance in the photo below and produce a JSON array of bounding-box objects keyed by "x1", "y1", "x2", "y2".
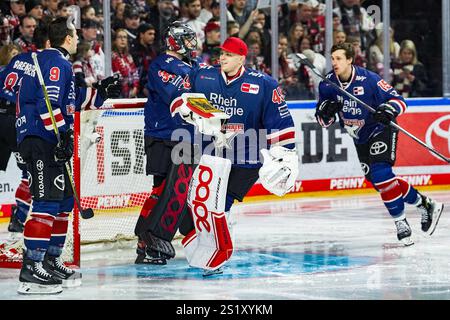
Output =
[
  {"x1": 54, "y1": 129, "x2": 74, "y2": 164},
  {"x1": 315, "y1": 100, "x2": 342, "y2": 128},
  {"x1": 93, "y1": 74, "x2": 121, "y2": 99},
  {"x1": 374, "y1": 103, "x2": 398, "y2": 125},
  {"x1": 259, "y1": 146, "x2": 299, "y2": 197}
]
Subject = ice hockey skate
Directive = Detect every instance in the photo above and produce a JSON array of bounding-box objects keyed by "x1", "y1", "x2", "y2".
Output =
[
  {"x1": 417, "y1": 195, "x2": 444, "y2": 236},
  {"x1": 203, "y1": 267, "x2": 223, "y2": 277},
  {"x1": 18, "y1": 256, "x2": 63, "y2": 295},
  {"x1": 43, "y1": 254, "x2": 82, "y2": 288},
  {"x1": 395, "y1": 218, "x2": 414, "y2": 246},
  {"x1": 7, "y1": 206, "x2": 24, "y2": 234},
  {"x1": 135, "y1": 240, "x2": 168, "y2": 265}
]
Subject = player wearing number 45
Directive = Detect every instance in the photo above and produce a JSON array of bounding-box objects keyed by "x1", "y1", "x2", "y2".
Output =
[
  {"x1": 315, "y1": 42, "x2": 444, "y2": 246},
  {"x1": 170, "y1": 37, "x2": 299, "y2": 275},
  {"x1": 14, "y1": 17, "x2": 120, "y2": 295}
]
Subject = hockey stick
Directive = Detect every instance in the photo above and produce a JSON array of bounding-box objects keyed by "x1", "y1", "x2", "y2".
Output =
[
  {"x1": 296, "y1": 53, "x2": 450, "y2": 163},
  {"x1": 31, "y1": 52, "x2": 94, "y2": 219}
]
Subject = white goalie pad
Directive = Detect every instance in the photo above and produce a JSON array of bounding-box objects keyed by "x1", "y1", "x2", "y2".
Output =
[
  {"x1": 182, "y1": 155, "x2": 233, "y2": 270},
  {"x1": 170, "y1": 93, "x2": 230, "y2": 136},
  {"x1": 259, "y1": 146, "x2": 299, "y2": 197}
]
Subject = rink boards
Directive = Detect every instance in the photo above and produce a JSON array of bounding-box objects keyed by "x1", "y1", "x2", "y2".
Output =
[{"x1": 1, "y1": 98, "x2": 450, "y2": 214}]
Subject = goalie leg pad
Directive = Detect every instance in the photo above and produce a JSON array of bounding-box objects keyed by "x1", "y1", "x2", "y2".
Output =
[{"x1": 184, "y1": 155, "x2": 233, "y2": 270}]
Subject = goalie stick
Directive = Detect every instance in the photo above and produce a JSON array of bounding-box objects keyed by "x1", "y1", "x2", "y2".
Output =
[
  {"x1": 32, "y1": 52, "x2": 94, "y2": 219},
  {"x1": 296, "y1": 53, "x2": 450, "y2": 164}
]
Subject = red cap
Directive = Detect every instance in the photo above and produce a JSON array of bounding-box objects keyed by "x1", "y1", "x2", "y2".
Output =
[
  {"x1": 219, "y1": 37, "x2": 248, "y2": 56},
  {"x1": 205, "y1": 21, "x2": 220, "y2": 33}
]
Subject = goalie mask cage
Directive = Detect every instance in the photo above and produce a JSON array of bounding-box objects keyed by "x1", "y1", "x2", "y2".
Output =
[{"x1": 0, "y1": 99, "x2": 150, "y2": 268}]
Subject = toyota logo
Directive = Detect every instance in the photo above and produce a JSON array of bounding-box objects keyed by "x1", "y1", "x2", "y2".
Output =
[
  {"x1": 361, "y1": 162, "x2": 370, "y2": 176},
  {"x1": 370, "y1": 142, "x2": 388, "y2": 155},
  {"x1": 36, "y1": 160, "x2": 44, "y2": 171},
  {"x1": 54, "y1": 174, "x2": 65, "y2": 191},
  {"x1": 426, "y1": 115, "x2": 450, "y2": 160}
]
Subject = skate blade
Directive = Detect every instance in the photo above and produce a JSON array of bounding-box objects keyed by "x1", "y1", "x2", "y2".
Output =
[
  {"x1": 17, "y1": 282, "x2": 63, "y2": 295},
  {"x1": 400, "y1": 237, "x2": 414, "y2": 247},
  {"x1": 203, "y1": 268, "x2": 223, "y2": 277},
  {"x1": 428, "y1": 203, "x2": 444, "y2": 236},
  {"x1": 62, "y1": 276, "x2": 82, "y2": 288}
]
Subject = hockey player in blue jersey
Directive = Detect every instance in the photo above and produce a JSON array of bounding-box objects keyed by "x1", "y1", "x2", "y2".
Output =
[
  {"x1": 315, "y1": 43, "x2": 443, "y2": 246},
  {"x1": 133, "y1": 21, "x2": 200, "y2": 265},
  {"x1": 15, "y1": 17, "x2": 120, "y2": 295},
  {"x1": 1, "y1": 24, "x2": 120, "y2": 238},
  {"x1": 170, "y1": 37, "x2": 299, "y2": 275},
  {"x1": 0, "y1": 26, "x2": 49, "y2": 236}
]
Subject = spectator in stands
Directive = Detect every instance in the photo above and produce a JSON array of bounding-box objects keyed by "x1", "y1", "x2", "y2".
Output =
[
  {"x1": 73, "y1": 41, "x2": 97, "y2": 87},
  {"x1": 14, "y1": 16, "x2": 36, "y2": 52},
  {"x1": 7, "y1": 0, "x2": 26, "y2": 40},
  {"x1": 391, "y1": 39, "x2": 428, "y2": 98},
  {"x1": 333, "y1": 12, "x2": 343, "y2": 31},
  {"x1": 123, "y1": 5, "x2": 140, "y2": 43},
  {"x1": 130, "y1": 23, "x2": 157, "y2": 97},
  {"x1": 76, "y1": 0, "x2": 91, "y2": 9},
  {"x1": 181, "y1": 0, "x2": 205, "y2": 49},
  {"x1": 227, "y1": 20, "x2": 240, "y2": 37},
  {"x1": 26, "y1": 0, "x2": 44, "y2": 25},
  {"x1": 0, "y1": 13, "x2": 13, "y2": 46},
  {"x1": 229, "y1": 0, "x2": 258, "y2": 39},
  {"x1": 210, "y1": 0, "x2": 235, "y2": 22},
  {"x1": 246, "y1": 38, "x2": 270, "y2": 74},
  {"x1": 112, "y1": 28, "x2": 139, "y2": 98},
  {"x1": 368, "y1": 23, "x2": 400, "y2": 78},
  {"x1": 278, "y1": 34, "x2": 313, "y2": 100},
  {"x1": 81, "y1": 19, "x2": 105, "y2": 80},
  {"x1": 299, "y1": 36, "x2": 312, "y2": 52},
  {"x1": 56, "y1": 1, "x2": 70, "y2": 18},
  {"x1": 201, "y1": 20, "x2": 221, "y2": 64},
  {"x1": 287, "y1": 23, "x2": 305, "y2": 54},
  {"x1": 292, "y1": 2, "x2": 323, "y2": 54},
  {"x1": 146, "y1": 0, "x2": 178, "y2": 51},
  {"x1": 333, "y1": 0, "x2": 374, "y2": 51},
  {"x1": 44, "y1": 0, "x2": 59, "y2": 19},
  {"x1": 333, "y1": 30, "x2": 347, "y2": 45},
  {"x1": 301, "y1": 48, "x2": 327, "y2": 99},
  {"x1": 199, "y1": 0, "x2": 213, "y2": 24},
  {"x1": 347, "y1": 35, "x2": 367, "y2": 68},
  {"x1": 81, "y1": 5, "x2": 103, "y2": 25},
  {"x1": 0, "y1": 43, "x2": 21, "y2": 67},
  {"x1": 112, "y1": 2, "x2": 126, "y2": 30},
  {"x1": 252, "y1": 10, "x2": 271, "y2": 66}
]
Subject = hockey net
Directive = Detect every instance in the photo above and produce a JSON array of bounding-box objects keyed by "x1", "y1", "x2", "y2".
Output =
[{"x1": 0, "y1": 99, "x2": 151, "y2": 268}]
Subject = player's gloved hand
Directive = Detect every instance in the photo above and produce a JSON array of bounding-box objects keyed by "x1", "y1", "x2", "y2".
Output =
[
  {"x1": 259, "y1": 146, "x2": 299, "y2": 197},
  {"x1": 374, "y1": 103, "x2": 398, "y2": 125},
  {"x1": 93, "y1": 74, "x2": 121, "y2": 99},
  {"x1": 54, "y1": 129, "x2": 74, "y2": 163},
  {"x1": 315, "y1": 100, "x2": 342, "y2": 128}
]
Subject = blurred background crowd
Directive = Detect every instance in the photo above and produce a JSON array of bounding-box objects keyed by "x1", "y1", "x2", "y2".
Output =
[{"x1": 0, "y1": 0, "x2": 443, "y2": 101}]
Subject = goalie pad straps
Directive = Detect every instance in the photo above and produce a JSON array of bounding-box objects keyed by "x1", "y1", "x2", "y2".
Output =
[
  {"x1": 183, "y1": 155, "x2": 233, "y2": 270},
  {"x1": 136, "y1": 162, "x2": 194, "y2": 241}
]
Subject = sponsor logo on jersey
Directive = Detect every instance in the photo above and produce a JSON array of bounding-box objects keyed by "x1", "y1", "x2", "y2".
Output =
[
  {"x1": 54, "y1": 174, "x2": 65, "y2": 191},
  {"x1": 353, "y1": 86, "x2": 364, "y2": 96},
  {"x1": 355, "y1": 76, "x2": 367, "y2": 81},
  {"x1": 370, "y1": 141, "x2": 388, "y2": 155},
  {"x1": 377, "y1": 79, "x2": 393, "y2": 92},
  {"x1": 241, "y1": 83, "x2": 260, "y2": 94},
  {"x1": 222, "y1": 123, "x2": 244, "y2": 133},
  {"x1": 360, "y1": 163, "x2": 370, "y2": 176},
  {"x1": 200, "y1": 75, "x2": 216, "y2": 80},
  {"x1": 66, "y1": 104, "x2": 75, "y2": 114}
]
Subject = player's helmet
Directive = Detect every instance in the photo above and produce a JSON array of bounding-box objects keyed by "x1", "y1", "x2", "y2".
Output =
[{"x1": 164, "y1": 21, "x2": 197, "y2": 60}]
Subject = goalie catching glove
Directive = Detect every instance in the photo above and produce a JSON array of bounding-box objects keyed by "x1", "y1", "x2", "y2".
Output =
[
  {"x1": 171, "y1": 93, "x2": 230, "y2": 137},
  {"x1": 259, "y1": 146, "x2": 299, "y2": 197}
]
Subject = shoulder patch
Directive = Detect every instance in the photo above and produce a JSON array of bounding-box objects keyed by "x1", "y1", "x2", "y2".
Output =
[{"x1": 377, "y1": 79, "x2": 393, "y2": 92}]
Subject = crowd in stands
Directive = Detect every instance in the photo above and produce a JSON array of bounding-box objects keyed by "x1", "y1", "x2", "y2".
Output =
[{"x1": 0, "y1": 0, "x2": 437, "y2": 100}]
